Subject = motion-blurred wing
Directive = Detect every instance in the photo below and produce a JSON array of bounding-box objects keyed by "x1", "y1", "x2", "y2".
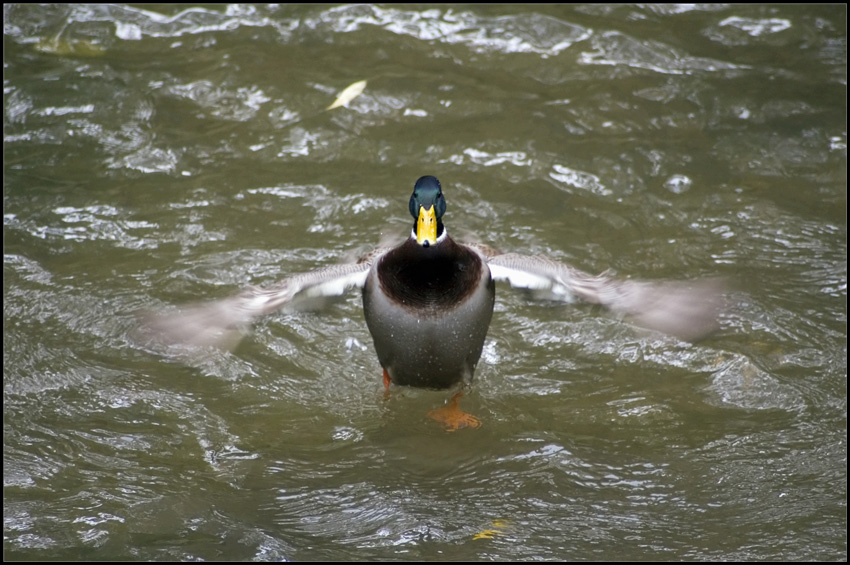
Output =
[
  {"x1": 141, "y1": 262, "x2": 373, "y2": 351},
  {"x1": 487, "y1": 253, "x2": 726, "y2": 342}
]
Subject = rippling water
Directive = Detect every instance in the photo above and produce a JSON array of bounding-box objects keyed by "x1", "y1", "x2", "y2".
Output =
[{"x1": 4, "y1": 4, "x2": 846, "y2": 561}]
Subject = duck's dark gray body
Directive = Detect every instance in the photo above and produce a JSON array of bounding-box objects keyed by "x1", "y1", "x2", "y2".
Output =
[{"x1": 362, "y1": 236, "x2": 495, "y2": 389}]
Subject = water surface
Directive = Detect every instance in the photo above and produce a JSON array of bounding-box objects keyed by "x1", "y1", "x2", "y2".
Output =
[{"x1": 4, "y1": 4, "x2": 846, "y2": 561}]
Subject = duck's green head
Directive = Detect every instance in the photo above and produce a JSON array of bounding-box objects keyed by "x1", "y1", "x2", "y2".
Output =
[{"x1": 409, "y1": 175, "x2": 446, "y2": 247}]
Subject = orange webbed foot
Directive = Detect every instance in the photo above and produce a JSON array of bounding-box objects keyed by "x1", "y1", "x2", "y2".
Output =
[{"x1": 427, "y1": 391, "x2": 481, "y2": 432}]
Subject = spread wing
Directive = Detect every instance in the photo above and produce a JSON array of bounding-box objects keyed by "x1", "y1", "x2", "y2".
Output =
[
  {"x1": 140, "y1": 251, "x2": 385, "y2": 351},
  {"x1": 486, "y1": 253, "x2": 726, "y2": 342}
]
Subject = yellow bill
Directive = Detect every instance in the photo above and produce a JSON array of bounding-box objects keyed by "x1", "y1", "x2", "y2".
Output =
[{"x1": 417, "y1": 205, "x2": 438, "y2": 246}]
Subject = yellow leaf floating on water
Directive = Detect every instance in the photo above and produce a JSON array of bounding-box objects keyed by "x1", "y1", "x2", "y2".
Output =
[
  {"x1": 35, "y1": 37, "x2": 106, "y2": 57},
  {"x1": 472, "y1": 519, "x2": 509, "y2": 540},
  {"x1": 326, "y1": 80, "x2": 367, "y2": 110},
  {"x1": 473, "y1": 529, "x2": 499, "y2": 540}
]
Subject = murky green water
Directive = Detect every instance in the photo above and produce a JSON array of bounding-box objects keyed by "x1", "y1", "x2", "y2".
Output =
[{"x1": 4, "y1": 4, "x2": 846, "y2": 561}]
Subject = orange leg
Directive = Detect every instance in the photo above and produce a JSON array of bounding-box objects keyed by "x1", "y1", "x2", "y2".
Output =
[
  {"x1": 382, "y1": 368, "x2": 391, "y2": 391},
  {"x1": 427, "y1": 391, "x2": 481, "y2": 432}
]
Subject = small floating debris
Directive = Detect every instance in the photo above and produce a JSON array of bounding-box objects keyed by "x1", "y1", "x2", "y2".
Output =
[
  {"x1": 326, "y1": 79, "x2": 367, "y2": 110},
  {"x1": 35, "y1": 36, "x2": 106, "y2": 57},
  {"x1": 473, "y1": 519, "x2": 510, "y2": 540}
]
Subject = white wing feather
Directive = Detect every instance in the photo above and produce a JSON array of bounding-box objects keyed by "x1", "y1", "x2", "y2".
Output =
[
  {"x1": 487, "y1": 253, "x2": 725, "y2": 341},
  {"x1": 141, "y1": 260, "x2": 375, "y2": 351}
]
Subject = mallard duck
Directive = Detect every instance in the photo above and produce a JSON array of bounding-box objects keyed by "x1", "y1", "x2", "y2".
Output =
[{"x1": 145, "y1": 176, "x2": 725, "y2": 424}]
